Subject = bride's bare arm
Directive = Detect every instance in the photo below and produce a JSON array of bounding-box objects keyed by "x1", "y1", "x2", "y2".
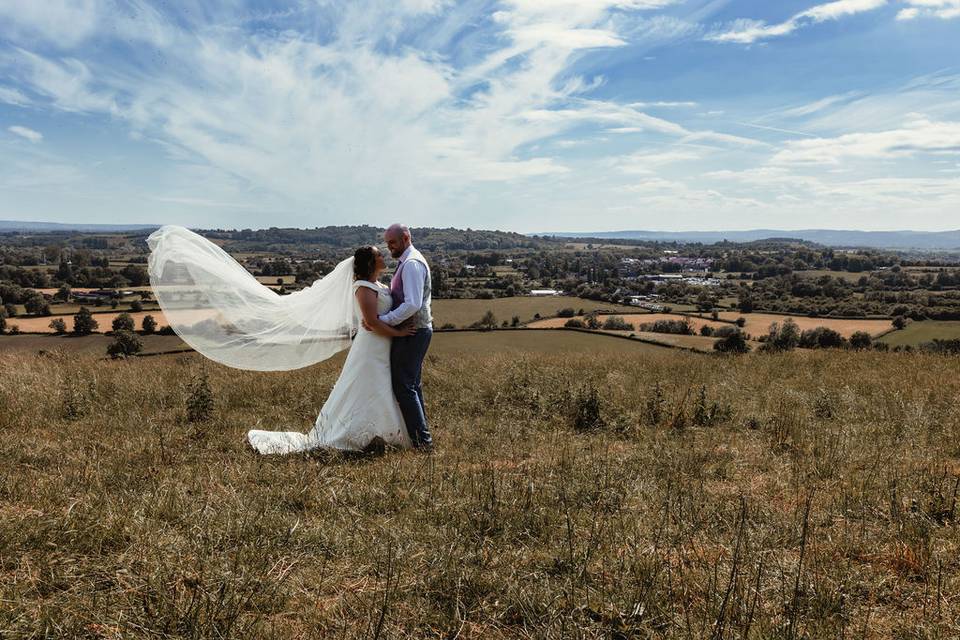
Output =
[{"x1": 356, "y1": 288, "x2": 416, "y2": 338}]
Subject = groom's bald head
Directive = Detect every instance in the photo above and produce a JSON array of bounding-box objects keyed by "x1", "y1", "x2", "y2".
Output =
[{"x1": 384, "y1": 223, "x2": 411, "y2": 259}]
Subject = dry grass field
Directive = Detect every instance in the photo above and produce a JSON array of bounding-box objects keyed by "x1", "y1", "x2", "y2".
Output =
[
  {"x1": 529, "y1": 313, "x2": 723, "y2": 334},
  {"x1": 2, "y1": 344, "x2": 960, "y2": 638},
  {"x1": 429, "y1": 296, "x2": 636, "y2": 328}
]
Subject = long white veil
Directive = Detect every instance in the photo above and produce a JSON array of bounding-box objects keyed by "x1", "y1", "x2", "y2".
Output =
[{"x1": 146, "y1": 225, "x2": 356, "y2": 371}]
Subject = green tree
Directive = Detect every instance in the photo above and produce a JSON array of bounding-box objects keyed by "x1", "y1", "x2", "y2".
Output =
[
  {"x1": 112, "y1": 312, "x2": 135, "y2": 333},
  {"x1": 49, "y1": 318, "x2": 67, "y2": 334},
  {"x1": 72, "y1": 307, "x2": 99, "y2": 336},
  {"x1": 142, "y1": 315, "x2": 157, "y2": 334},
  {"x1": 714, "y1": 330, "x2": 751, "y2": 354},
  {"x1": 849, "y1": 331, "x2": 872, "y2": 350},
  {"x1": 107, "y1": 331, "x2": 143, "y2": 358},
  {"x1": 24, "y1": 293, "x2": 50, "y2": 316},
  {"x1": 130, "y1": 299, "x2": 144, "y2": 313}
]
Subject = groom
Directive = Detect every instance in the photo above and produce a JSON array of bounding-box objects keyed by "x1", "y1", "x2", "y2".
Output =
[{"x1": 370, "y1": 223, "x2": 434, "y2": 451}]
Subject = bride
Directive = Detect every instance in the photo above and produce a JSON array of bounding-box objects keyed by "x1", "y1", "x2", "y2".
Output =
[
  {"x1": 146, "y1": 226, "x2": 415, "y2": 454},
  {"x1": 247, "y1": 246, "x2": 416, "y2": 454}
]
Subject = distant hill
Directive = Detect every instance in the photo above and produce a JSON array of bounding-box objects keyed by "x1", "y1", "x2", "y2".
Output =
[
  {"x1": 0, "y1": 220, "x2": 160, "y2": 232},
  {"x1": 541, "y1": 229, "x2": 960, "y2": 250}
]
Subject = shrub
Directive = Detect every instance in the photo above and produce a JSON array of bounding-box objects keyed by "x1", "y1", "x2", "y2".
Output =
[
  {"x1": 158, "y1": 325, "x2": 176, "y2": 336},
  {"x1": 892, "y1": 316, "x2": 908, "y2": 330},
  {"x1": 510, "y1": 316, "x2": 520, "y2": 328},
  {"x1": 584, "y1": 313, "x2": 600, "y2": 330},
  {"x1": 49, "y1": 318, "x2": 68, "y2": 334},
  {"x1": 186, "y1": 370, "x2": 215, "y2": 423},
  {"x1": 699, "y1": 325, "x2": 715, "y2": 337},
  {"x1": 142, "y1": 315, "x2": 157, "y2": 334},
  {"x1": 760, "y1": 318, "x2": 800, "y2": 352},
  {"x1": 106, "y1": 331, "x2": 143, "y2": 358},
  {"x1": 112, "y1": 312, "x2": 135, "y2": 333},
  {"x1": 557, "y1": 307, "x2": 576, "y2": 318},
  {"x1": 130, "y1": 300, "x2": 144, "y2": 313},
  {"x1": 0, "y1": 314, "x2": 5, "y2": 334},
  {"x1": 692, "y1": 385, "x2": 732, "y2": 427},
  {"x1": 602, "y1": 316, "x2": 634, "y2": 331},
  {"x1": 644, "y1": 382, "x2": 665, "y2": 426},
  {"x1": 439, "y1": 323, "x2": 456, "y2": 330},
  {"x1": 471, "y1": 310, "x2": 498, "y2": 331},
  {"x1": 564, "y1": 318, "x2": 585, "y2": 328},
  {"x1": 8, "y1": 324, "x2": 20, "y2": 335},
  {"x1": 849, "y1": 331, "x2": 872, "y2": 351},
  {"x1": 799, "y1": 327, "x2": 845, "y2": 349},
  {"x1": 714, "y1": 330, "x2": 751, "y2": 354},
  {"x1": 639, "y1": 319, "x2": 692, "y2": 335},
  {"x1": 4, "y1": 302, "x2": 17, "y2": 318},
  {"x1": 572, "y1": 384, "x2": 604, "y2": 431},
  {"x1": 72, "y1": 307, "x2": 99, "y2": 336},
  {"x1": 735, "y1": 317, "x2": 747, "y2": 327},
  {"x1": 25, "y1": 294, "x2": 50, "y2": 316}
]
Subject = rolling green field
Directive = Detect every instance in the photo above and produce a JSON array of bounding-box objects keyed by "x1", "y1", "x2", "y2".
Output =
[
  {"x1": 431, "y1": 296, "x2": 637, "y2": 328},
  {"x1": 879, "y1": 321, "x2": 960, "y2": 347},
  {"x1": 2, "y1": 347, "x2": 959, "y2": 637}
]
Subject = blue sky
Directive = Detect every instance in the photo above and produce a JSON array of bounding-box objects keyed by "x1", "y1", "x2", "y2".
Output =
[{"x1": 0, "y1": 0, "x2": 958, "y2": 233}]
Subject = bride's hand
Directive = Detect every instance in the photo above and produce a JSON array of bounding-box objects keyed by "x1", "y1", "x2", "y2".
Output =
[{"x1": 396, "y1": 320, "x2": 418, "y2": 337}]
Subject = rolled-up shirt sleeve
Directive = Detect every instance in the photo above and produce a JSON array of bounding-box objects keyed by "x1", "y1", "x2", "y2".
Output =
[{"x1": 379, "y1": 260, "x2": 425, "y2": 326}]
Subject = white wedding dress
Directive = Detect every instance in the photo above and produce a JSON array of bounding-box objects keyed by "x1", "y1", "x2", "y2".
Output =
[{"x1": 246, "y1": 281, "x2": 412, "y2": 454}]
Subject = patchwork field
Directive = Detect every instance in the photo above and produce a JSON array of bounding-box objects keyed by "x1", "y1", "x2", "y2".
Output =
[
  {"x1": 529, "y1": 313, "x2": 722, "y2": 334},
  {"x1": 879, "y1": 321, "x2": 960, "y2": 347},
  {"x1": 9, "y1": 310, "x2": 166, "y2": 333}
]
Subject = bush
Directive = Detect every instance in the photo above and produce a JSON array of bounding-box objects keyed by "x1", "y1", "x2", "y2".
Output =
[
  {"x1": 25, "y1": 294, "x2": 50, "y2": 316},
  {"x1": 186, "y1": 370, "x2": 215, "y2": 423},
  {"x1": 699, "y1": 325, "x2": 715, "y2": 337},
  {"x1": 8, "y1": 324, "x2": 20, "y2": 335},
  {"x1": 602, "y1": 316, "x2": 634, "y2": 331},
  {"x1": 557, "y1": 308, "x2": 576, "y2": 318},
  {"x1": 849, "y1": 331, "x2": 872, "y2": 350},
  {"x1": 735, "y1": 317, "x2": 747, "y2": 327},
  {"x1": 760, "y1": 318, "x2": 800, "y2": 352},
  {"x1": 49, "y1": 318, "x2": 68, "y2": 334},
  {"x1": 564, "y1": 318, "x2": 585, "y2": 328},
  {"x1": 572, "y1": 384, "x2": 604, "y2": 431},
  {"x1": 0, "y1": 314, "x2": 5, "y2": 334},
  {"x1": 130, "y1": 300, "x2": 144, "y2": 313},
  {"x1": 584, "y1": 313, "x2": 601, "y2": 330},
  {"x1": 106, "y1": 331, "x2": 143, "y2": 358},
  {"x1": 158, "y1": 325, "x2": 176, "y2": 336},
  {"x1": 799, "y1": 327, "x2": 845, "y2": 349},
  {"x1": 72, "y1": 307, "x2": 99, "y2": 336},
  {"x1": 142, "y1": 315, "x2": 157, "y2": 334},
  {"x1": 471, "y1": 310, "x2": 498, "y2": 331},
  {"x1": 112, "y1": 312, "x2": 135, "y2": 333},
  {"x1": 510, "y1": 316, "x2": 520, "y2": 328},
  {"x1": 714, "y1": 330, "x2": 751, "y2": 354},
  {"x1": 639, "y1": 319, "x2": 692, "y2": 335},
  {"x1": 892, "y1": 316, "x2": 908, "y2": 330},
  {"x1": 439, "y1": 323, "x2": 456, "y2": 330},
  {"x1": 4, "y1": 303, "x2": 17, "y2": 318}
]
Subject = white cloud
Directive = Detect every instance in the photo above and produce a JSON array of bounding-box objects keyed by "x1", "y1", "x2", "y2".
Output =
[
  {"x1": 8, "y1": 125, "x2": 42, "y2": 142},
  {"x1": 708, "y1": 0, "x2": 887, "y2": 44},
  {"x1": 0, "y1": 86, "x2": 31, "y2": 106},
  {"x1": 898, "y1": 0, "x2": 960, "y2": 19},
  {"x1": 771, "y1": 117, "x2": 960, "y2": 165}
]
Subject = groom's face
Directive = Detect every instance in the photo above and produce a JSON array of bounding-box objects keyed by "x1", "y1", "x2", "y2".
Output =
[{"x1": 385, "y1": 230, "x2": 407, "y2": 259}]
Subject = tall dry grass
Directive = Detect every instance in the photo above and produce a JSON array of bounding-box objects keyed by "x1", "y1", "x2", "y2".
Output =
[{"x1": 1, "y1": 347, "x2": 959, "y2": 638}]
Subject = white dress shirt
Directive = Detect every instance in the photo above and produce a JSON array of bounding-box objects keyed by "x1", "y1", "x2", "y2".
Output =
[{"x1": 380, "y1": 245, "x2": 426, "y2": 326}]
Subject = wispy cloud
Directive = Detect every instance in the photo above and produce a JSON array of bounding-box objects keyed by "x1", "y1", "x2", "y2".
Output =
[
  {"x1": 8, "y1": 125, "x2": 42, "y2": 142},
  {"x1": 898, "y1": 0, "x2": 960, "y2": 20},
  {"x1": 708, "y1": 0, "x2": 888, "y2": 44}
]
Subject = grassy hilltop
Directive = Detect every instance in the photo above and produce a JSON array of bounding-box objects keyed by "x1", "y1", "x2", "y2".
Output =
[{"x1": 2, "y1": 347, "x2": 960, "y2": 638}]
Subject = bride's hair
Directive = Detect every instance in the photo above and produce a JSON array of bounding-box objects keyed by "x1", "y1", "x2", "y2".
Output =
[{"x1": 353, "y1": 246, "x2": 377, "y2": 281}]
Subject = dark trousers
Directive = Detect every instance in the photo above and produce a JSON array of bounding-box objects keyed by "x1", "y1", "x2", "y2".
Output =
[{"x1": 391, "y1": 327, "x2": 433, "y2": 447}]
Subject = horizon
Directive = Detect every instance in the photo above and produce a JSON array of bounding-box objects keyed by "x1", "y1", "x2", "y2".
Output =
[{"x1": 0, "y1": 1, "x2": 958, "y2": 232}]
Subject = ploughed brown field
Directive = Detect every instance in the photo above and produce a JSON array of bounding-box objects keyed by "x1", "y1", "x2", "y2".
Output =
[{"x1": 2, "y1": 346, "x2": 959, "y2": 637}]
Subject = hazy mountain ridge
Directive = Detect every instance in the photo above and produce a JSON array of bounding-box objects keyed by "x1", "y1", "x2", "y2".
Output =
[
  {"x1": 0, "y1": 220, "x2": 160, "y2": 232},
  {"x1": 542, "y1": 229, "x2": 960, "y2": 250}
]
